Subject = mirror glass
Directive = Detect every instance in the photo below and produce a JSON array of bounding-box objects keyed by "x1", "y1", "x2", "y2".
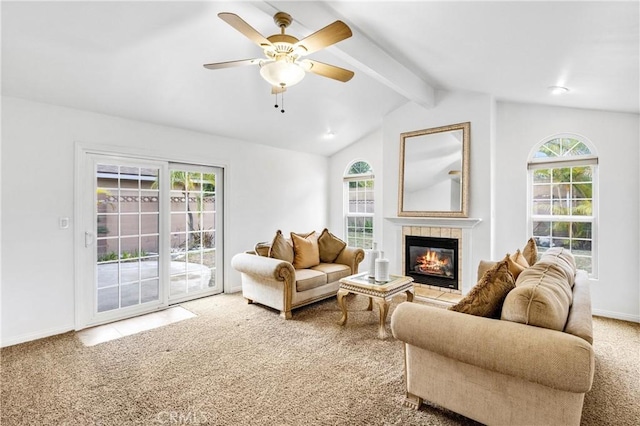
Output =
[{"x1": 398, "y1": 122, "x2": 470, "y2": 217}]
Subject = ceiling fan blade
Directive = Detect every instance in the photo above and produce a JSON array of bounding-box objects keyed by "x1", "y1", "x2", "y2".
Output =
[
  {"x1": 304, "y1": 60, "x2": 354, "y2": 82},
  {"x1": 218, "y1": 12, "x2": 273, "y2": 49},
  {"x1": 203, "y1": 59, "x2": 261, "y2": 70},
  {"x1": 294, "y1": 21, "x2": 352, "y2": 55}
]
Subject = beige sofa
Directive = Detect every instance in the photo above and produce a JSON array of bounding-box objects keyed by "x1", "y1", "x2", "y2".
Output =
[
  {"x1": 231, "y1": 229, "x2": 365, "y2": 319},
  {"x1": 391, "y1": 247, "x2": 594, "y2": 426}
]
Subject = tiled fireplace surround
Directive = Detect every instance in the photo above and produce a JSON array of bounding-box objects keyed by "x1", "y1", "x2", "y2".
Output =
[
  {"x1": 402, "y1": 226, "x2": 464, "y2": 298},
  {"x1": 387, "y1": 218, "x2": 482, "y2": 304}
]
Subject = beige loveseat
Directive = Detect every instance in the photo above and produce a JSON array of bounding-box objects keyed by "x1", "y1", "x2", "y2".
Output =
[
  {"x1": 231, "y1": 229, "x2": 365, "y2": 319},
  {"x1": 391, "y1": 247, "x2": 594, "y2": 426}
]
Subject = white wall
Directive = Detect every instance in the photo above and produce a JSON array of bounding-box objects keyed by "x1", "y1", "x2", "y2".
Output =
[
  {"x1": 495, "y1": 101, "x2": 640, "y2": 322},
  {"x1": 381, "y1": 91, "x2": 495, "y2": 292},
  {"x1": 1, "y1": 96, "x2": 329, "y2": 346}
]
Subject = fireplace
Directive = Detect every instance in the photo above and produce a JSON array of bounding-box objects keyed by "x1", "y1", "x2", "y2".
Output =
[{"x1": 405, "y1": 235, "x2": 459, "y2": 290}]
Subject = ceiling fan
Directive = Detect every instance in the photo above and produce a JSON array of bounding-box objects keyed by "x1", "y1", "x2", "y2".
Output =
[{"x1": 203, "y1": 12, "x2": 355, "y2": 96}]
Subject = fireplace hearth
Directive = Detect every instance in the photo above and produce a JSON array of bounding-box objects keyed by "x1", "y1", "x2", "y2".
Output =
[{"x1": 405, "y1": 235, "x2": 459, "y2": 290}]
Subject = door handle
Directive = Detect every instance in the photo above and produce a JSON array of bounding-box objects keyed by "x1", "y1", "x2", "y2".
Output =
[{"x1": 85, "y1": 231, "x2": 94, "y2": 247}]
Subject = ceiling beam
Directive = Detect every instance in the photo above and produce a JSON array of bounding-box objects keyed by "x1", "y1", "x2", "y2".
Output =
[{"x1": 256, "y1": 1, "x2": 435, "y2": 109}]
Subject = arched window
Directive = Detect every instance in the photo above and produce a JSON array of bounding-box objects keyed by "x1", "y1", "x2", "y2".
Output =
[
  {"x1": 528, "y1": 135, "x2": 598, "y2": 275},
  {"x1": 344, "y1": 160, "x2": 374, "y2": 249}
]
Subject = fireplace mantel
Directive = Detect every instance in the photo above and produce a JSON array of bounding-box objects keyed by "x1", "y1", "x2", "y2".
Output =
[{"x1": 385, "y1": 217, "x2": 482, "y2": 229}]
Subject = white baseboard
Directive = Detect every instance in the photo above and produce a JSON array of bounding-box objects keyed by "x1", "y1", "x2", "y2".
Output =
[
  {"x1": 592, "y1": 309, "x2": 640, "y2": 323},
  {"x1": 225, "y1": 285, "x2": 242, "y2": 294},
  {"x1": 1, "y1": 324, "x2": 75, "y2": 348}
]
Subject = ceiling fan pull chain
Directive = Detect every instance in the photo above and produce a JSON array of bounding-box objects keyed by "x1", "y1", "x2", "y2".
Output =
[
  {"x1": 281, "y1": 92, "x2": 285, "y2": 113},
  {"x1": 274, "y1": 92, "x2": 278, "y2": 109}
]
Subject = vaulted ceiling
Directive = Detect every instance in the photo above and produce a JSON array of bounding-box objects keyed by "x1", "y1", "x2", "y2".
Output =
[{"x1": 2, "y1": 1, "x2": 638, "y2": 156}]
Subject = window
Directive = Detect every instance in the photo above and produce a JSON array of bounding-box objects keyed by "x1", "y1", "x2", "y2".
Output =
[
  {"x1": 344, "y1": 160, "x2": 374, "y2": 249},
  {"x1": 528, "y1": 135, "x2": 598, "y2": 275}
]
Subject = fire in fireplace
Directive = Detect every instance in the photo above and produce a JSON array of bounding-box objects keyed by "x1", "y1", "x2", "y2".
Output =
[
  {"x1": 414, "y1": 248, "x2": 455, "y2": 278},
  {"x1": 405, "y1": 235, "x2": 459, "y2": 290}
]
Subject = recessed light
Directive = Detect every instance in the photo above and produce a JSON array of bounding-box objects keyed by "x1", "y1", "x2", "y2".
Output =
[
  {"x1": 323, "y1": 130, "x2": 336, "y2": 140},
  {"x1": 548, "y1": 86, "x2": 569, "y2": 95}
]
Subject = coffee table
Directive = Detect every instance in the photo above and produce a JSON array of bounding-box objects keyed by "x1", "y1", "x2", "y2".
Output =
[{"x1": 337, "y1": 272, "x2": 414, "y2": 339}]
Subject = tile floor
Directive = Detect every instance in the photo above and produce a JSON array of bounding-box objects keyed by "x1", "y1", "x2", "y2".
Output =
[{"x1": 76, "y1": 306, "x2": 196, "y2": 347}]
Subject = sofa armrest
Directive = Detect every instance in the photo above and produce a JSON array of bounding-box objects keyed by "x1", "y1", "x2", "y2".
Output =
[
  {"x1": 564, "y1": 270, "x2": 593, "y2": 344},
  {"x1": 334, "y1": 246, "x2": 365, "y2": 273},
  {"x1": 231, "y1": 253, "x2": 295, "y2": 283},
  {"x1": 391, "y1": 302, "x2": 594, "y2": 393}
]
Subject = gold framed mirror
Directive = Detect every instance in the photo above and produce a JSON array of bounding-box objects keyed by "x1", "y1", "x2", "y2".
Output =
[{"x1": 398, "y1": 122, "x2": 470, "y2": 217}]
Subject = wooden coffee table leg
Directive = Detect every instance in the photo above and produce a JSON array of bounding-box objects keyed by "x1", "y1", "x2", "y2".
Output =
[
  {"x1": 367, "y1": 297, "x2": 373, "y2": 311},
  {"x1": 337, "y1": 289, "x2": 350, "y2": 326},
  {"x1": 405, "y1": 289, "x2": 414, "y2": 302},
  {"x1": 375, "y1": 298, "x2": 390, "y2": 339}
]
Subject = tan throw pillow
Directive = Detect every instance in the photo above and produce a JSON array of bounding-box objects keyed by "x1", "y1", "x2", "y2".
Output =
[
  {"x1": 268, "y1": 230, "x2": 294, "y2": 263},
  {"x1": 476, "y1": 260, "x2": 497, "y2": 282},
  {"x1": 510, "y1": 249, "x2": 529, "y2": 269},
  {"x1": 254, "y1": 242, "x2": 271, "y2": 257},
  {"x1": 290, "y1": 231, "x2": 320, "y2": 269},
  {"x1": 506, "y1": 252, "x2": 527, "y2": 280},
  {"x1": 449, "y1": 260, "x2": 515, "y2": 318},
  {"x1": 522, "y1": 237, "x2": 538, "y2": 266},
  {"x1": 317, "y1": 228, "x2": 347, "y2": 263}
]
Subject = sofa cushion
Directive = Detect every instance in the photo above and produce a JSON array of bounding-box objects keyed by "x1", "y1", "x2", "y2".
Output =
[
  {"x1": 539, "y1": 247, "x2": 577, "y2": 286},
  {"x1": 295, "y1": 268, "x2": 328, "y2": 292},
  {"x1": 291, "y1": 231, "x2": 320, "y2": 269},
  {"x1": 501, "y1": 261, "x2": 573, "y2": 331},
  {"x1": 449, "y1": 260, "x2": 515, "y2": 318},
  {"x1": 317, "y1": 228, "x2": 347, "y2": 263},
  {"x1": 269, "y1": 230, "x2": 294, "y2": 263},
  {"x1": 522, "y1": 237, "x2": 538, "y2": 266},
  {"x1": 311, "y1": 263, "x2": 351, "y2": 283}
]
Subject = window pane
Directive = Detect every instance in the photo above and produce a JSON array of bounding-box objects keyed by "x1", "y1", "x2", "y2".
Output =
[
  {"x1": 552, "y1": 168, "x2": 571, "y2": 183},
  {"x1": 572, "y1": 166, "x2": 592, "y2": 182},
  {"x1": 533, "y1": 184, "x2": 550, "y2": 199},
  {"x1": 572, "y1": 183, "x2": 592, "y2": 199},
  {"x1": 533, "y1": 169, "x2": 551, "y2": 183},
  {"x1": 552, "y1": 199, "x2": 569, "y2": 214},
  {"x1": 120, "y1": 214, "x2": 139, "y2": 236},
  {"x1": 552, "y1": 222, "x2": 570, "y2": 238},
  {"x1": 572, "y1": 222, "x2": 592, "y2": 239},
  {"x1": 532, "y1": 221, "x2": 551, "y2": 248},
  {"x1": 534, "y1": 138, "x2": 592, "y2": 158},
  {"x1": 552, "y1": 238, "x2": 571, "y2": 249},
  {"x1": 141, "y1": 190, "x2": 159, "y2": 212},
  {"x1": 571, "y1": 200, "x2": 592, "y2": 216},
  {"x1": 347, "y1": 161, "x2": 372, "y2": 175},
  {"x1": 532, "y1": 200, "x2": 551, "y2": 215},
  {"x1": 551, "y1": 183, "x2": 570, "y2": 198}
]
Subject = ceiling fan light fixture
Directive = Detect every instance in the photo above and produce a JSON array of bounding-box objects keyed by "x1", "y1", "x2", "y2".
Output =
[{"x1": 259, "y1": 59, "x2": 305, "y2": 88}]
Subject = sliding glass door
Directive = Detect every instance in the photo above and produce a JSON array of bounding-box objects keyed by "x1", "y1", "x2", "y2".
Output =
[
  {"x1": 168, "y1": 165, "x2": 222, "y2": 303},
  {"x1": 77, "y1": 152, "x2": 223, "y2": 328}
]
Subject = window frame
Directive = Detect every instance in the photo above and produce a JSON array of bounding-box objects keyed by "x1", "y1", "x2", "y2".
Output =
[
  {"x1": 527, "y1": 134, "x2": 598, "y2": 277},
  {"x1": 343, "y1": 160, "x2": 375, "y2": 250}
]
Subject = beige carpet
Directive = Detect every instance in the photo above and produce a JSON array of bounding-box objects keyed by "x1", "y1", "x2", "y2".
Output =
[{"x1": 1, "y1": 293, "x2": 638, "y2": 425}]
